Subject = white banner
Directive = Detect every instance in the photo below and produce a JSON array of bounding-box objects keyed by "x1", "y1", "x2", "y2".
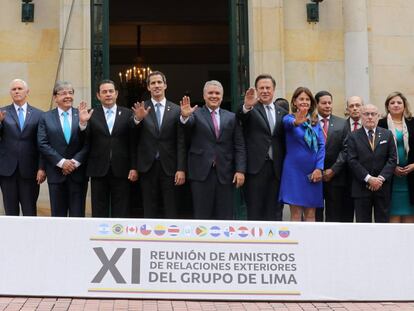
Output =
[{"x1": 0, "y1": 217, "x2": 413, "y2": 300}]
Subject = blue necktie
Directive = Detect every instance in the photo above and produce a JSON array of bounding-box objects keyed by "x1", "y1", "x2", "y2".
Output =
[
  {"x1": 18, "y1": 107, "x2": 25, "y2": 131},
  {"x1": 106, "y1": 109, "x2": 114, "y2": 134},
  {"x1": 155, "y1": 103, "x2": 162, "y2": 128},
  {"x1": 62, "y1": 111, "x2": 71, "y2": 144}
]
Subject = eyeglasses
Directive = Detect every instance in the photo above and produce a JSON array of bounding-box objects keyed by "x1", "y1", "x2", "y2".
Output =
[
  {"x1": 56, "y1": 90, "x2": 74, "y2": 96},
  {"x1": 362, "y1": 112, "x2": 378, "y2": 117}
]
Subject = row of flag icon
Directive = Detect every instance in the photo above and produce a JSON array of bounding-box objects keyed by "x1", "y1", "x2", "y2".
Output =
[{"x1": 98, "y1": 223, "x2": 290, "y2": 239}]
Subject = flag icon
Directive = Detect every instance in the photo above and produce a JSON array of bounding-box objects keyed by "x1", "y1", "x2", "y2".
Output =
[
  {"x1": 126, "y1": 226, "x2": 138, "y2": 235},
  {"x1": 98, "y1": 223, "x2": 110, "y2": 235},
  {"x1": 195, "y1": 226, "x2": 208, "y2": 237},
  {"x1": 251, "y1": 227, "x2": 263, "y2": 237},
  {"x1": 278, "y1": 227, "x2": 290, "y2": 238},
  {"x1": 154, "y1": 224, "x2": 167, "y2": 236},
  {"x1": 209, "y1": 225, "x2": 221, "y2": 237},
  {"x1": 223, "y1": 226, "x2": 236, "y2": 237},
  {"x1": 238, "y1": 226, "x2": 249, "y2": 238},
  {"x1": 168, "y1": 225, "x2": 180, "y2": 236},
  {"x1": 140, "y1": 224, "x2": 152, "y2": 236}
]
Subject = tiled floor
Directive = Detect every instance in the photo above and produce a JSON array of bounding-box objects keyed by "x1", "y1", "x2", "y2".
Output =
[{"x1": 1, "y1": 298, "x2": 414, "y2": 311}]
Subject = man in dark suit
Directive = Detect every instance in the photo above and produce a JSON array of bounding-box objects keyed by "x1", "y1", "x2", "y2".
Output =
[
  {"x1": 237, "y1": 74, "x2": 287, "y2": 221},
  {"x1": 180, "y1": 80, "x2": 246, "y2": 219},
  {"x1": 37, "y1": 81, "x2": 88, "y2": 217},
  {"x1": 79, "y1": 79, "x2": 137, "y2": 218},
  {"x1": 347, "y1": 103, "x2": 397, "y2": 222},
  {"x1": 314, "y1": 91, "x2": 348, "y2": 222},
  {"x1": 342, "y1": 96, "x2": 364, "y2": 222},
  {"x1": 131, "y1": 71, "x2": 186, "y2": 218},
  {"x1": 0, "y1": 79, "x2": 45, "y2": 216}
]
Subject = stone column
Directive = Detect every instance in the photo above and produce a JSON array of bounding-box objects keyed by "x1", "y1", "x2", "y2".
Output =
[
  {"x1": 249, "y1": 0, "x2": 285, "y2": 97},
  {"x1": 343, "y1": 0, "x2": 370, "y2": 103}
]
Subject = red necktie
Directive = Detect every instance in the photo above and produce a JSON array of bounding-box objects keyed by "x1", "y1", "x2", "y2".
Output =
[
  {"x1": 353, "y1": 121, "x2": 358, "y2": 132},
  {"x1": 322, "y1": 118, "x2": 329, "y2": 141}
]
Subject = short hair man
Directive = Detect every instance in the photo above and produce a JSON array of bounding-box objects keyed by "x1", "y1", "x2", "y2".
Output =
[
  {"x1": 346, "y1": 96, "x2": 364, "y2": 132},
  {"x1": 79, "y1": 80, "x2": 138, "y2": 217},
  {"x1": 132, "y1": 71, "x2": 186, "y2": 218},
  {"x1": 314, "y1": 91, "x2": 348, "y2": 222},
  {"x1": 0, "y1": 79, "x2": 45, "y2": 216},
  {"x1": 37, "y1": 81, "x2": 88, "y2": 216},
  {"x1": 237, "y1": 74, "x2": 287, "y2": 221},
  {"x1": 347, "y1": 104, "x2": 397, "y2": 222},
  {"x1": 180, "y1": 80, "x2": 246, "y2": 219}
]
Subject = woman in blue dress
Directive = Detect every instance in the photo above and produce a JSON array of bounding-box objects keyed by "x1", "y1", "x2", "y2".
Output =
[
  {"x1": 378, "y1": 91, "x2": 414, "y2": 223},
  {"x1": 279, "y1": 87, "x2": 325, "y2": 221}
]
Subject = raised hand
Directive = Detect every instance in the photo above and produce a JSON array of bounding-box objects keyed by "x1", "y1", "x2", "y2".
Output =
[
  {"x1": 180, "y1": 96, "x2": 197, "y2": 118},
  {"x1": 244, "y1": 87, "x2": 258, "y2": 109},
  {"x1": 294, "y1": 106, "x2": 308, "y2": 125},
  {"x1": 78, "y1": 101, "x2": 93, "y2": 126},
  {"x1": 131, "y1": 101, "x2": 151, "y2": 121},
  {"x1": 0, "y1": 110, "x2": 6, "y2": 122}
]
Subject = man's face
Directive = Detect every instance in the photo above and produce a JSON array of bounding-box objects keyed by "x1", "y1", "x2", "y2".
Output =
[
  {"x1": 347, "y1": 97, "x2": 363, "y2": 121},
  {"x1": 361, "y1": 105, "x2": 379, "y2": 130},
  {"x1": 97, "y1": 83, "x2": 118, "y2": 108},
  {"x1": 147, "y1": 74, "x2": 167, "y2": 100},
  {"x1": 203, "y1": 85, "x2": 223, "y2": 110},
  {"x1": 256, "y1": 78, "x2": 275, "y2": 105},
  {"x1": 10, "y1": 81, "x2": 29, "y2": 106},
  {"x1": 317, "y1": 95, "x2": 332, "y2": 118},
  {"x1": 54, "y1": 88, "x2": 74, "y2": 111}
]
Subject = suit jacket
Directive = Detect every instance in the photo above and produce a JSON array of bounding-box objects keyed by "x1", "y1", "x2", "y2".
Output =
[
  {"x1": 37, "y1": 108, "x2": 88, "y2": 183},
  {"x1": 323, "y1": 114, "x2": 348, "y2": 186},
  {"x1": 136, "y1": 100, "x2": 186, "y2": 176},
  {"x1": 237, "y1": 102, "x2": 287, "y2": 179},
  {"x1": 347, "y1": 126, "x2": 397, "y2": 198},
  {"x1": 183, "y1": 106, "x2": 246, "y2": 184},
  {"x1": 0, "y1": 103, "x2": 43, "y2": 178},
  {"x1": 378, "y1": 117, "x2": 414, "y2": 204},
  {"x1": 86, "y1": 105, "x2": 137, "y2": 178}
]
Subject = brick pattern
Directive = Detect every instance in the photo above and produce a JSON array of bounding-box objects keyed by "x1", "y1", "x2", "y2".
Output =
[{"x1": 1, "y1": 298, "x2": 414, "y2": 311}]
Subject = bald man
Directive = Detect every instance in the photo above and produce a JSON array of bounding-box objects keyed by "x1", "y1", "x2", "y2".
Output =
[
  {"x1": 347, "y1": 104, "x2": 396, "y2": 222},
  {"x1": 0, "y1": 79, "x2": 45, "y2": 215}
]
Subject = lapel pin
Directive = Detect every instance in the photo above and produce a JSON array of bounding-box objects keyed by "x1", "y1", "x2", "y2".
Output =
[{"x1": 119, "y1": 111, "x2": 121, "y2": 115}]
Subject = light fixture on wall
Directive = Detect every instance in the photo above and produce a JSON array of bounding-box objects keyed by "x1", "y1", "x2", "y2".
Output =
[
  {"x1": 21, "y1": 0, "x2": 34, "y2": 23},
  {"x1": 307, "y1": 0, "x2": 323, "y2": 23}
]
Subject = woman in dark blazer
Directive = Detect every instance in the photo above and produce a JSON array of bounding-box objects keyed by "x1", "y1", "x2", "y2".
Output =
[{"x1": 378, "y1": 91, "x2": 414, "y2": 223}]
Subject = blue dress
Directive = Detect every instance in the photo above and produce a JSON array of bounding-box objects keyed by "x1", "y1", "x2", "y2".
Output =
[
  {"x1": 279, "y1": 114, "x2": 325, "y2": 208},
  {"x1": 390, "y1": 129, "x2": 414, "y2": 216}
]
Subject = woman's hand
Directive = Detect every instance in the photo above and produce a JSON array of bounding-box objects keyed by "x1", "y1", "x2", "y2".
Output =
[{"x1": 310, "y1": 169, "x2": 323, "y2": 183}]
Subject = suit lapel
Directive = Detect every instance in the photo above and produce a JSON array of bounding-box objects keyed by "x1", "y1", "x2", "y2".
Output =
[
  {"x1": 257, "y1": 104, "x2": 271, "y2": 134},
  {"x1": 373, "y1": 128, "x2": 383, "y2": 151},
  {"x1": 147, "y1": 101, "x2": 160, "y2": 134},
  {"x1": 7, "y1": 105, "x2": 20, "y2": 131},
  {"x1": 53, "y1": 108, "x2": 68, "y2": 145},
  {"x1": 201, "y1": 106, "x2": 217, "y2": 139},
  {"x1": 24, "y1": 104, "x2": 34, "y2": 132},
  {"x1": 97, "y1": 106, "x2": 110, "y2": 135},
  {"x1": 357, "y1": 128, "x2": 373, "y2": 152},
  {"x1": 160, "y1": 101, "x2": 174, "y2": 134},
  {"x1": 70, "y1": 108, "x2": 79, "y2": 143}
]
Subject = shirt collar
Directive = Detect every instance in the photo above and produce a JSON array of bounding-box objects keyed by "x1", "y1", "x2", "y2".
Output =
[
  {"x1": 103, "y1": 104, "x2": 117, "y2": 114},
  {"x1": 318, "y1": 114, "x2": 330, "y2": 121},
  {"x1": 207, "y1": 107, "x2": 220, "y2": 114},
  {"x1": 13, "y1": 102, "x2": 28, "y2": 112},
  {"x1": 263, "y1": 102, "x2": 275, "y2": 110},
  {"x1": 151, "y1": 98, "x2": 166, "y2": 107},
  {"x1": 58, "y1": 107, "x2": 72, "y2": 116},
  {"x1": 364, "y1": 127, "x2": 376, "y2": 135}
]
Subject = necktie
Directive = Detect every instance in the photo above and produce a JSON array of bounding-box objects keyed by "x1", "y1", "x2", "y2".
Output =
[
  {"x1": 155, "y1": 103, "x2": 162, "y2": 128},
  {"x1": 265, "y1": 105, "x2": 274, "y2": 160},
  {"x1": 322, "y1": 118, "x2": 329, "y2": 141},
  {"x1": 62, "y1": 111, "x2": 71, "y2": 144},
  {"x1": 211, "y1": 110, "x2": 219, "y2": 138},
  {"x1": 368, "y1": 129, "x2": 374, "y2": 150},
  {"x1": 353, "y1": 121, "x2": 358, "y2": 132},
  {"x1": 106, "y1": 109, "x2": 114, "y2": 134},
  {"x1": 18, "y1": 107, "x2": 25, "y2": 130},
  {"x1": 265, "y1": 105, "x2": 275, "y2": 134}
]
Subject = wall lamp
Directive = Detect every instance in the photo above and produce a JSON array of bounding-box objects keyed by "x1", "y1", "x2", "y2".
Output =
[
  {"x1": 307, "y1": 0, "x2": 323, "y2": 23},
  {"x1": 22, "y1": 0, "x2": 34, "y2": 23}
]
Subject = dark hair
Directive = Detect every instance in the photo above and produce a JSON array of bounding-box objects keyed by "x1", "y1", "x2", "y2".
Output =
[
  {"x1": 146, "y1": 71, "x2": 166, "y2": 85},
  {"x1": 290, "y1": 87, "x2": 318, "y2": 125},
  {"x1": 314, "y1": 90, "x2": 333, "y2": 103},
  {"x1": 97, "y1": 79, "x2": 116, "y2": 93},
  {"x1": 53, "y1": 81, "x2": 74, "y2": 95},
  {"x1": 384, "y1": 91, "x2": 412, "y2": 120},
  {"x1": 275, "y1": 97, "x2": 289, "y2": 112},
  {"x1": 254, "y1": 74, "x2": 276, "y2": 89}
]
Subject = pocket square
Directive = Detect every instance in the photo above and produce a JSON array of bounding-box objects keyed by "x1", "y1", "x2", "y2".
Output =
[{"x1": 379, "y1": 140, "x2": 387, "y2": 144}]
